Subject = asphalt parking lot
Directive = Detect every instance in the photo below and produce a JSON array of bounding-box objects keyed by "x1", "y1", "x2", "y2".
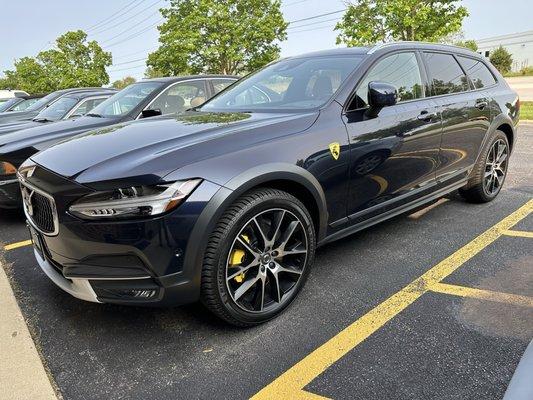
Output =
[{"x1": 1, "y1": 123, "x2": 532, "y2": 400}]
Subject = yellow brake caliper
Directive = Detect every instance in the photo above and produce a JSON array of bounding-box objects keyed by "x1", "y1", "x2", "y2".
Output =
[{"x1": 230, "y1": 234, "x2": 250, "y2": 283}]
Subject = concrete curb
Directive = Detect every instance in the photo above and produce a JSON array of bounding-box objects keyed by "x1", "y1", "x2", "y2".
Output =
[{"x1": 0, "y1": 259, "x2": 57, "y2": 400}]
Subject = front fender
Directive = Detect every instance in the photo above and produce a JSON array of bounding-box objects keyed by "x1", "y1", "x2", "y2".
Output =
[{"x1": 179, "y1": 163, "x2": 328, "y2": 295}]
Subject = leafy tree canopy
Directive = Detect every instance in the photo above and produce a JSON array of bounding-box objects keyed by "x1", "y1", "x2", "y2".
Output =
[
  {"x1": 454, "y1": 39, "x2": 478, "y2": 52},
  {"x1": 0, "y1": 30, "x2": 112, "y2": 93},
  {"x1": 490, "y1": 46, "x2": 513, "y2": 74},
  {"x1": 336, "y1": 0, "x2": 469, "y2": 46},
  {"x1": 112, "y1": 76, "x2": 137, "y2": 90},
  {"x1": 147, "y1": 0, "x2": 287, "y2": 76}
]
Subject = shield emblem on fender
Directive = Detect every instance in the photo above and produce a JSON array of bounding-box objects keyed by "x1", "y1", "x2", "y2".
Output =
[{"x1": 329, "y1": 142, "x2": 340, "y2": 160}]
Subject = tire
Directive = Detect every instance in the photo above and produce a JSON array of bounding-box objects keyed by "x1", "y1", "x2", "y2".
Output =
[
  {"x1": 459, "y1": 130, "x2": 510, "y2": 203},
  {"x1": 200, "y1": 188, "x2": 316, "y2": 327}
]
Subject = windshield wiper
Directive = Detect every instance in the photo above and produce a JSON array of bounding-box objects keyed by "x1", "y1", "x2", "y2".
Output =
[
  {"x1": 32, "y1": 117, "x2": 53, "y2": 123},
  {"x1": 86, "y1": 113, "x2": 103, "y2": 118}
]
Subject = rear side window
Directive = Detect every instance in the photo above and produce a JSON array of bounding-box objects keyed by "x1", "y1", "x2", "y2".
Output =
[
  {"x1": 424, "y1": 52, "x2": 469, "y2": 96},
  {"x1": 457, "y1": 56, "x2": 497, "y2": 89},
  {"x1": 353, "y1": 52, "x2": 423, "y2": 109}
]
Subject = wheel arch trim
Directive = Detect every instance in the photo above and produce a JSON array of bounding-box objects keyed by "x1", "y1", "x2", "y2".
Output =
[{"x1": 181, "y1": 163, "x2": 328, "y2": 294}]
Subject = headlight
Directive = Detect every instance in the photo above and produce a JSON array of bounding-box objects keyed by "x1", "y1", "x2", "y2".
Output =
[
  {"x1": 0, "y1": 162, "x2": 17, "y2": 178},
  {"x1": 69, "y1": 179, "x2": 202, "y2": 220}
]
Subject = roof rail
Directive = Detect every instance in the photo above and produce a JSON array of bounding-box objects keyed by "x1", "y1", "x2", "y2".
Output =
[{"x1": 367, "y1": 41, "x2": 470, "y2": 54}]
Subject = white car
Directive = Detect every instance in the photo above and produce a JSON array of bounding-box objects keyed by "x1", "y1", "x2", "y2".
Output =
[{"x1": 0, "y1": 89, "x2": 29, "y2": 105}]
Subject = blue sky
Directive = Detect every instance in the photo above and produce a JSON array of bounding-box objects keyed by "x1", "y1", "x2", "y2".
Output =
[{"x1": 1, "y1": 0, "x2": 532, "y2": 82}]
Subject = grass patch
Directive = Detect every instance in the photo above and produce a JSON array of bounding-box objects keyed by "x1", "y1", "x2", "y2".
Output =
[{"x1": 521, "y1": 101, "x2": 533, "y2": 121}]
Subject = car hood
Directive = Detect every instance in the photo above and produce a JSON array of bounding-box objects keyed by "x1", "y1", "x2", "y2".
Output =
[
  {"x1": 31, "y1": 111, "x2": 318, "y2": 187},
  {"x1": 0, "y1": 110, "x2": 38, "y2": 124},
  {"x1": 0, "y1": 116, "x2": 120, "y2": 155},
  {"x1": 0, "y1": 119, "x2": 50, "y2": 136}
]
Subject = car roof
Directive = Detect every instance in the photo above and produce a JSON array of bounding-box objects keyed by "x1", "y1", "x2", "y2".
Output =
[
  {"x1": 141, "y1": 75, "x2": 240, "y2": 83},
  {"x1": 62, "y1": 90, "x2": 117, "y2": 100},
  {"x1": 284, "y1": 42, "x2": 482, "y2": 60},
  {"x1": 53, "y1": 87, "x2": 116, "y2": 95}
]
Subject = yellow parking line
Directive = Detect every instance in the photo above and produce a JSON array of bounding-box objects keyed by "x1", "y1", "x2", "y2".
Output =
[
  {"x1": 429, "y1": 282, "x2": 533, "y2": 308},
  {"x1": 502, "y1": 229, "x2": 533, "y2": 238},
  {"x1": 4, "y1": 240, "x2": 32, "y2": 251},
  {"x1": 252, "y1": 199, "x2": 533, "y2": 400}
]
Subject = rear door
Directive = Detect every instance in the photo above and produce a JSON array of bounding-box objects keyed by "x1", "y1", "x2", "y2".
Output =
[
  {"x1": 422, "y1": 52, "x2": 492, "y2": 183},
  {"x1": 343, "y1": 51, "x2": 442, "y2": 219}
]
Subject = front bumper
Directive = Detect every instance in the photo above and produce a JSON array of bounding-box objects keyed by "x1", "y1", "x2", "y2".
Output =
[
  {"x1": 34, "y1": 248, "x2": 100, "y2": 303},
  {"x1": 0, "y1": 178, "x2": 21, "y2": 208},
  {"x1": 23, "y1": 164, "x2": 225, "y2": 306}
]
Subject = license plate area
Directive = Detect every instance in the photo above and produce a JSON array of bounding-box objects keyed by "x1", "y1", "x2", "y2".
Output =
[{"x1": 28, "y1": 224, "x2": 44, "y2": 258}]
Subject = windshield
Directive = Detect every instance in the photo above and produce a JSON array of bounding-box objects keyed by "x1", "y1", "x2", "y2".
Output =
[
  {"x1": 26, "y1": 92, "x2": 58, "y2": 111},
  {"x1": 201, "y1": 55, "x2": 364, "y2": 112},
  {"x1": 34, "y1": 96, "x2": 78, "y2": 121},
  {"x1": 89, "y1": 82, "x2": 162, "y2": 118},
  {"x1": 0, "y1": 98, "x2": 21, "y2": 112}
]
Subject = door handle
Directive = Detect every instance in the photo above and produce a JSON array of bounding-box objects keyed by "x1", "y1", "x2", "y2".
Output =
[
  {"x1": 475, "y1": 100, "x2": 488, "y2": 110},
  {"x1": 417, "y1": 111, "x2": 437, "y2": 122}
]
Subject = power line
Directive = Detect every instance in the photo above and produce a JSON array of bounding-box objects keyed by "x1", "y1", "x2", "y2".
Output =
[
  {"x1": 104, "y1": 19, "x2": 164, "y2": 48},
  {"x1": 287, "y1": 16, "x2": 342, "y2": 30},
  {"x1": 111, "y1": 57, "x2": 148, "y2": 67},
  {"x1": 99, "y1": 11, "x2": 161, "y2": 45},
  {"x1": 287, "y1": 9, "x2": 345, "y2": 24},
  {"x1": 109, "y1": 63, "x2": 148, "y2": 73},
  {"x1": 289, "y1": 23, "x2": 338, "y2": 35},
  {"x1": 90, "y1": 0, "x2": 162, "y2": 36},
  {"x1": 86, "y1": 0, "x2": 146, "y2": 32}
]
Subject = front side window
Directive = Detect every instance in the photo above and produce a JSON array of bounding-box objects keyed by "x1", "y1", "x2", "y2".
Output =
[
  {"x1": 90, "y1": 82, "x2": 162, "y2": 118},
  {"x1": 149, "y1": 81, "x2": 207, "y2": 114},
  {"x1": 69, "y1": 97, "x2": 108, "y2": 117},
  {"x1": 34, "y1": 96, "x2": 78, "y2": 121},
  {"x1": 212, "y1": 79, "x2": 235, "y2": 94},
  {"x1": 457, "y1": 56, "x2": 497, "y2": 89},
  {"x1": 201, "y1": 55, "x2": 364, "y2": 112},
  {"x1": 424, "y1": 52, "x2": 469, "y2": 96},
  {"x1": 353, "y1": 52, "x2": 423, "y2": 109}
]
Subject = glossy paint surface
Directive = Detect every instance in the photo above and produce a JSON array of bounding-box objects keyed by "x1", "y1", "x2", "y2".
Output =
[{"x1": 26, "y1": 43, "x2": 519, "y2": 305}]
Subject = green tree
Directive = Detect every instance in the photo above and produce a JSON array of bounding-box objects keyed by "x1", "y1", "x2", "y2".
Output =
[
  {"x1": 112, "y1": 76, "x2": 137, "y2": 89},
  {"x1": 490, "y1": 46, "x2": 513, "y2": 74},
  {"x1": 455, "y1": 39, "x2": 478, "y2": 52},
  {"x1": 1, "y1": 30, "x2": 111, "y2": 93},
  {"x1": 147, "y1": 0, "x2": 287, "y2": 76},
  {"x1": 336, "y1": 0, "x2": 469, "y2": 46}
]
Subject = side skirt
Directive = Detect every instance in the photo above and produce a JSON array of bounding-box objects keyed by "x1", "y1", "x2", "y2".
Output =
[{"x1": 318, "y1": 179, "x2": 467, "y2": 246}]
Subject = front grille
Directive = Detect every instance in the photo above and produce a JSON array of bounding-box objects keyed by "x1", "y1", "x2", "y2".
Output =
[
  {"x1": 31, "y1": 191, "x2": 55, "y2": 233},
  {"x1": 20, "y1": 181, "x2": 58, "y2": 235}
]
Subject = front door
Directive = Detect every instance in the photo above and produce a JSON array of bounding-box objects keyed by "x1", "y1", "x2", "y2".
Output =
[{"x1": 342, "y1": 51, "x2": 442, "y2": 220}]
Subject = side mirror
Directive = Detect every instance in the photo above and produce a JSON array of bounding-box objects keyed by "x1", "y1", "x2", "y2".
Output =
[
  {"x1": 366, "y1": 81, "x2": 398, "y2": 118},
  {"x1": 141, "y1": 109, "x2": 162, "y2": 119}
]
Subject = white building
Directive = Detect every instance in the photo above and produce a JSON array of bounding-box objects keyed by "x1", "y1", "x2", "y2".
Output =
[{"x1": 476, "y1": 30, "x2": 533, "y2": 72}]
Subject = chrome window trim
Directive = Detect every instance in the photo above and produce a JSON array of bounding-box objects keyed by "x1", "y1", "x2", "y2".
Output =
[{"x1": 17, "y1": 174, "x2": 59, "y2": 236}]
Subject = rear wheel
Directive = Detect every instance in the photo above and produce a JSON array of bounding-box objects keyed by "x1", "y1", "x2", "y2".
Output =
[
  {"x1": 460, "y1": 130, "x2": 510, "y2": 203},
  {"x1": 200, "y1": 188, "x2": 316, "y2": 327}
]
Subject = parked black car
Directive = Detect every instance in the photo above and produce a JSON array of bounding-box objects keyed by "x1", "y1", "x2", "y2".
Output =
[
  {"x1": 0, "y1": 75, "x2": 237, "y2": 208},
  {"x1": 17, "y1": 43, "x2": 518, "y2": 326},
  {"x1": 0, "y1": 94, "x2": 44, "y2": 113},
  {"x1": 0, "y1": 87, "x2": 115, "y2": 125},
  {"x1": 0, "y1": 89, "x2": 115, "y2": 136}
]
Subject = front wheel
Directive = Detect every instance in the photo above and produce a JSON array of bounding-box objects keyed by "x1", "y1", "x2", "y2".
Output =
[
  {"x1": 460, "y1": 130, "x2": 510, "y2": 203},
  {"x1": 200, "y1": 188, "x2": 316, "y2": 327}
]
